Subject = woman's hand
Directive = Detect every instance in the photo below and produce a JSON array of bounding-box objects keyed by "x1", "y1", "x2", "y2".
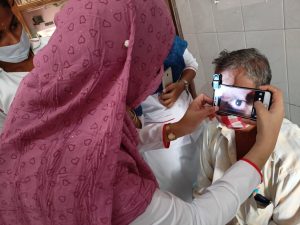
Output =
[
  {"x1": 168, "y1": 94, "x2": 218, "y2": 138},
  {"x1": 159, "y1": 81, "x2": 185, "y2": 108},
  {"x1": 244, "y1": 85, "x2": 284, "y2": 169}
]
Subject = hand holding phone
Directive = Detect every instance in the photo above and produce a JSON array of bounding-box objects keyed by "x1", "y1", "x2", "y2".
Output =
[
  {"x1": 174, "y1": 94, "x2": 217, "y2": 137},
  {"x1": 243, "y1": 85, "x2": 284, "y2": 169},
  {"x1": 162, "y1": 67, "x2": 173, "y2": 89}
]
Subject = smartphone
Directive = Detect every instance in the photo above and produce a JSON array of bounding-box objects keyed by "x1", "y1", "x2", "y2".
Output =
[
  {"x1": 213, "y1": 84, "x2": 272, "y2": 120},
  {"x1": 162, "y1": 67, "x2": 173, "y2": 89}
]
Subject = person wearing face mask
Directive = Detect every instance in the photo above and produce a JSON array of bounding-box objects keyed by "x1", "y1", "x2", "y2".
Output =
[
  {"x1": 0, "y1": 0, "x2": 49, "y2": 131},
  {"x1": 194, "y1": 48, "x2": 300, "y2": 225},
  {"x1": 0, "y1": 0, "x2": 287, "y2": 222}
]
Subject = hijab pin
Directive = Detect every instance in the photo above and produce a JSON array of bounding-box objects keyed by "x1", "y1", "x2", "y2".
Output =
[{"x1": 124, "y1": 40, "x2": 129, "y2": 48}]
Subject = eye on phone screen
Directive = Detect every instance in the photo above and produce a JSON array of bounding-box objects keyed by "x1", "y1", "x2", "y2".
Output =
[{"x1": 214, "y1": 85, "x2": 271, "y2": 120}]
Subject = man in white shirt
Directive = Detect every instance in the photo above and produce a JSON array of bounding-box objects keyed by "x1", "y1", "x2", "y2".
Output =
[{"x1": 194, "y1": 48, "x2": 300, "y2": 225}]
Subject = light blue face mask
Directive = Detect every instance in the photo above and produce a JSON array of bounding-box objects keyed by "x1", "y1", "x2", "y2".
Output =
[{"x1": 0, "y1": 29, "x2": 30, "y2": 63}]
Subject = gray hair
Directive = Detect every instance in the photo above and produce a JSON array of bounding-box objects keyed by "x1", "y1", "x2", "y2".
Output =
[{"x1": 212, "y1": 48, "x2": 272, "y2": 87}]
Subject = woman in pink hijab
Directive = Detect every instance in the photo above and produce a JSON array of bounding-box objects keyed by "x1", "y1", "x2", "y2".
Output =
[{"x1": 0, "y1": 0, "x2": 284, "y2": 224}]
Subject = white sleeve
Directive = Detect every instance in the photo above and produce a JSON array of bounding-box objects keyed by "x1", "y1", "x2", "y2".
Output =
[
  {"x1": 131, "y1": 160, "x2": 260, "y2": 225},
  {"x1": 191, "y1": 161, "x2": 260, "y2": 225},
  {"x1": 183, "y1": 49, "x2": 198, "y2": 72},
  {"x1": 0, "y1": 70, "x2": 26, "y2": 114},
  {"x1": 137, "y1": 122, "x2": 165, "y2": 152}
]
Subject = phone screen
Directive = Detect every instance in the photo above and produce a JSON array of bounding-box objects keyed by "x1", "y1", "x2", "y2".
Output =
[{"x1": 214, "y1": 84, "x2": 270, "y2": 119}]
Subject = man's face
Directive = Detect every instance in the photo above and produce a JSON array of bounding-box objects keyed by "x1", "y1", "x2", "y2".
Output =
[
  {"x1": 0, "y1": 5, "x2": 22, "y2": 47},
  {"x1": 221, "y1": 68, "x2": 256, "y2": 88},
  {"x1": 218, "y1": 68, "x2": 257, "y2": 130},
  {"x1": 219, "y1": 85, "x2": 255, "y2": 117},
  {"x1": 221, "y1": 68, "x2": 256, "y2": 116}
]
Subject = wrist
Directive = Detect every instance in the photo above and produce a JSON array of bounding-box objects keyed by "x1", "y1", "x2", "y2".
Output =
[
  {"x1": 243, "y1": 143, "x2": 271, "y2": 170},
  {"x1": 162, "y1": 124, "x2": 171, "y2": 148},
  {"x1": 178, "y1": 80, "x2": 186, "y2": 93},
  {"x1": 168, "y1": 122, "x2": 187, "y2": 139},
  {"x1": 162, "y1": 122, "x2": 186, "y2": 148},
  {"x1": 240, "y1": 158, "x2": 263, "y2": 182},
  {"x1": 180, "y1": 79, "x2": 190, "y2": 96}
]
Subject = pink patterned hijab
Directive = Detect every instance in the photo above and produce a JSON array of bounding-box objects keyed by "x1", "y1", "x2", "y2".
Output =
[{"x1": 0, "y1": 0, "x2": 174, "y2": 224}]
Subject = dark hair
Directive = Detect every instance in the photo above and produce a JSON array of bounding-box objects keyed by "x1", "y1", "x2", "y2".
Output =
[
  {"x1": 213, "y1": 48, "x2": 272, "y2": 86},
  {"x1": 0, "y1": 0, "x2": 13, "y2": 8},
  {"x1": 0, "y1": 0, "x2": 9, "y2": 7}
]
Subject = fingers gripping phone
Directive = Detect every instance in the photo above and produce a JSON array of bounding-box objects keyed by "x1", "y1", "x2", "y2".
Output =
[
  {"x1": 212, "y1": 74, "x2": 272, "y2": 120},
  {"x1": 162, "y1": 67, "x2": 173, "y2": 89}
]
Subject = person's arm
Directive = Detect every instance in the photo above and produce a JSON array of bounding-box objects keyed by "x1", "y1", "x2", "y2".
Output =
[
  {"x1": 0, "y1": 71, "x2": 26, "y2": 114},
  {"x1": 181, "y1": 48, "x2": 198, "y2": 98},
  {"x1": 133, "y1": 85, "x2": 284, "y2": 225},
  {"x1": 159, "y1": 48, "x2": 198, "y2": 108},
  {"x1": 138, "y1": 94, "x2": 216, "y2": 152},
  {"x1": 162, "y1": 94, "x2": 216, "y2": 146},
  {"x1": 243, "y1": 85, "x2": 284, "y2": 169},
  {"x1": 159, "y1": 69, "x2": 196, "y2": 108},
  {"x1": 189, "y1": 80, "x2": 197, "y2": 99},
  {"x1": 137, "y1": 122, "x2": 165, "y2": 152},
  {"x1": 131, "y1": 160, "x2": 261, "y2": 225}
]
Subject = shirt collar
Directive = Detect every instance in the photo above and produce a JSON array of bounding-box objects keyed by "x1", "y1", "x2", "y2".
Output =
[{"x1": 217, "y1": 121, "x2": 237, "y2": 164}]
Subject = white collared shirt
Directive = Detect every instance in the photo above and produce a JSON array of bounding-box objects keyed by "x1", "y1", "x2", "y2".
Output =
[{"x1": 194, "y1": 118, "x2": 300, "y2": 225}]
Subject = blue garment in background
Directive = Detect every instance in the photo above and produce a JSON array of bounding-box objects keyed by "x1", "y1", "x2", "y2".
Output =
[
  {"x1": 134, "y1": 36, "x2": 188, "y2": 116},
  {"x1": 134, "y1": 105, "x2": 143, "y2": 117},
  {"x1": 155, "y1": 36, "x2": 188, "y2": 93}
]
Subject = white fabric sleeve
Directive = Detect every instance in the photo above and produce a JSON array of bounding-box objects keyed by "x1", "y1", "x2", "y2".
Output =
[
  {"x1": 137, "y1": 122, "x2": 165, "y2": 152},
  {"x1": 0, "y1": 70, "x2": 27, "y2": 114},
  {"x1": 183, "y1": 49, "x2": 198, "y2": 72},
  {"x1": 0, "y1": 69, "x2": 27, "y2": 132},
  {"x1": 131, "y1": 160, "x2": 260, "y2": 225}
]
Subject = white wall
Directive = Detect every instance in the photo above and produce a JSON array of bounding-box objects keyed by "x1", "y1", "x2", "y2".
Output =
[{"x1": 175, "y1": 0, "x2": 300, "y2": 125}]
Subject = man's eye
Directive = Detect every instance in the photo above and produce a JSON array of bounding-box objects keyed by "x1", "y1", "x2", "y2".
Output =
[
  {"x1": 235, "y1": 99, "x2": 243, "y2": 106},
  {"x1": 229, "y1": 99, "x2": 246, "y2": 110}
]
